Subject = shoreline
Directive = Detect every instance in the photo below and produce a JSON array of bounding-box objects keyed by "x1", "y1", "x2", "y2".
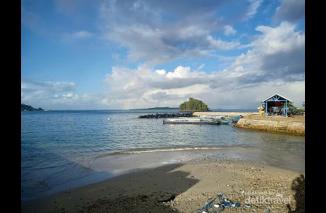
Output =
[
  {"x1": 22, "y1": 143, "x2": 305, "y2": 202},
  {"x1": 22, "y1": 159, "x2": 304, "y2": 213}
]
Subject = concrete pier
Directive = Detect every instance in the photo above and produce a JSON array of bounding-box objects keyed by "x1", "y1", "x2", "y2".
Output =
[
  {"x1": 193, "y1": 112, "x2": 255, "y2": 117},
  {"x1": 193, "y1": 112, "x2": 305, "y2": 136},
  {"x1": 234, "y1": 114, "x2": 305, "y2": 136}
]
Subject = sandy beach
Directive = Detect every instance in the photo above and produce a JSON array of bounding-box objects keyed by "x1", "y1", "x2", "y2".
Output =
[
  {"x1": 21, "y1": 0, "x2": 306, "y2": 211},
  {"x1": 22, "y1": 159, "x2": 304, "y2": 213}
]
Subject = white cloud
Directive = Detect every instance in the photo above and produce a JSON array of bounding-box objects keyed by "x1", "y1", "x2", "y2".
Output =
[
  {"x1": 219, "y1": 21, "x2": 305, "y2": 85},
  {"x1": 245, "y1": 0, "x2": 262, "y2": 20},
  {"x1": 253, "y1": 22, "x2": 304, "y2": 54},
  {"x1": 103, "y1": 64, "x2": 304, "y2": 109},
  {"x1": 21, "y1": 80, "x2": 106, "y2": 110},
  {"x1": 103, "y1": 22, "x2": 305, "y2": 109},
  {"x1": 224, "y1": 25, "x2": 237, "y2": 36},
  {"x1": 155, "y1": 69, "x2": 166, "y2": 75},
  {"x1": 99, "y1": 0, "x2": 246, "y2": 64},
  {"x1": 206, "y1": 36, "x2": 240, "y2": 50},
  {"x1": 23, "y1": 21, "x2": 304, "y2": 109}
]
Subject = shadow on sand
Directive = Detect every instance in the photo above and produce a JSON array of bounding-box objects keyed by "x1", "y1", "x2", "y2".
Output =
[
  {"x1": 21, "y1": 147, "x2": 113, "y2": 201},
  {"x1": 23, "y1": 163, "x2": 199, "y2": 213},
  {"x1": 287, "y1": 174, "x2": 305, "y2": 213},
  {"x1": 84, "y1": 163, "x2": 199, "y2": 213}
]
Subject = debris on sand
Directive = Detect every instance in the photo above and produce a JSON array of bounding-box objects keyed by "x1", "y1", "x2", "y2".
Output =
[{"x1": 198, "y1": 193, "x2": 241, "y2": 213}]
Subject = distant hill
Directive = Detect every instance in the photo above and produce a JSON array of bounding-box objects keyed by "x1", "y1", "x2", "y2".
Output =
[
  {"x1": 131, "y1": 107, "x2": 178, "y2": 110},
  {"x1": 21, "y1": 104, "x2": 44, "y2": 111},
  {"x1": 144, "y1": 107, "x2": 178, "y2": 110}
]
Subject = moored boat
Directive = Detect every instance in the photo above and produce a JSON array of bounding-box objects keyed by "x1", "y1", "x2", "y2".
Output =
[{"x1": 163, "y1": 117, "x2": 221, "y2": 125}]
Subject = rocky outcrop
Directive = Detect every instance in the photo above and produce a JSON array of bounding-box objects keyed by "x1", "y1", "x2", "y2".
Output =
[
  {"x1": 21, "y1": 104, "x2": 44, "y2": 111},
  {"x1": 235, "y1": 117, "x2": 305, "y2": 136}
]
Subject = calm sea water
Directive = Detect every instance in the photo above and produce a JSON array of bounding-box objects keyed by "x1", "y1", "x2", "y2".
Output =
[{"x1": 21, "y1": 110, "x2": 305, "y2": 201}]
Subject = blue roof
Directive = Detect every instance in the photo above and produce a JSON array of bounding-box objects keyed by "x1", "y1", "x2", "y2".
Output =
[{"x1": 262, "y1": 94, "x2": 291, "y2": 102}]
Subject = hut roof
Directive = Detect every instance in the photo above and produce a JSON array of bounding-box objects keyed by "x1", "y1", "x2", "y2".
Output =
[{"x1": 262, "y1": 94, "x2": 292, "y2": 103}]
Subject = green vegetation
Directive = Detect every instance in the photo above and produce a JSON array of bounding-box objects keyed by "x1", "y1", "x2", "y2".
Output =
[
  {"x1": 21, "y1": 104, "x2": 44, "y2": 111},
  {"x1": 179, "y1": 98, "x2": 209, "y2": 112},
  {"x1": 288, "y1": 102, "x2": 304, "y2": 115}
]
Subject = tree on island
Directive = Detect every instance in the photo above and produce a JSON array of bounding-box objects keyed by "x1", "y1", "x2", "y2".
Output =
[{"x1": 179, "y1": 98, "x2": 209, "y2": 112}]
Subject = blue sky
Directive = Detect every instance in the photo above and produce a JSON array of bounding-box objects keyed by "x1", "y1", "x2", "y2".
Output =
[{"x1": 21, "y1": 0, "x2": 305, "y2": 110}]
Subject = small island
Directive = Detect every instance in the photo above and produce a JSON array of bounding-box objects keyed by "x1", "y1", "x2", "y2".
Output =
[
  {"x1": 21, "y1": 104, "x2": 44, "y2": 112},
  {"x1": 179, "y1": 97, "x2": 208, "y2": 112}
]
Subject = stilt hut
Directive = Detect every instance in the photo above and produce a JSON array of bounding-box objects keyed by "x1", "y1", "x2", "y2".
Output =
[{"x1": 262, "y1": 94, "x2": 291, "y2": 117}]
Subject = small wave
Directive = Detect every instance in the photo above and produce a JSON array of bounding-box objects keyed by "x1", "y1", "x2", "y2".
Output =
[
  {"x1": 121, "y1": 147, "x2": 222, "y2": 154},
  {"x1": 94, "y1": 147, "x2": 223, "y2": 158},
  {"x1": 93, "y1": 145, "x2": 256, "y2": 159}
]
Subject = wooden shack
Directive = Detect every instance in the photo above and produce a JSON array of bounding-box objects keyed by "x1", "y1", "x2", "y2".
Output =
[{"x1": 262, "y1": 94, "x2": 291, "y2": 117}]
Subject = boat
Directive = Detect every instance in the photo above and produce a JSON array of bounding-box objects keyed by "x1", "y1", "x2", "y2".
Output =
[
  {"x1": 163, "y1": 117, "x2": 221, "y2": 125},
  {"x1": 220, "y1": 119, "x2": 230, "y2": 125}
]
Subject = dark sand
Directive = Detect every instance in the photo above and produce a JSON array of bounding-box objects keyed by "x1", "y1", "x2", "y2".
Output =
[{"x1": 22, "y1": 159, "x2": 304, "y2": 213}]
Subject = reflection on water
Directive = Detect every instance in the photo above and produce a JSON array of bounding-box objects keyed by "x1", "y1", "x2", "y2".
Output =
[{"x1": 22, "y1": 110, "x2": 304, "y2": 201}]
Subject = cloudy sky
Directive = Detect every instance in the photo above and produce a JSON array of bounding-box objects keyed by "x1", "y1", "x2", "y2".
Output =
[{"x1": 22, "y1": 0, "x2": 305, "y2": 110}]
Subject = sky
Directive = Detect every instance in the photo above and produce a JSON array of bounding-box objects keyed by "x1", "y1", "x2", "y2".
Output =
[{"x1": 21, "y1": 0, "x2": 305, "y2": 110}]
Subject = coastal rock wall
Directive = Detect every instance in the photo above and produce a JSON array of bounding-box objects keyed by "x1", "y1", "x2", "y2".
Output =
[{"x1": 235, "y1": 117, "x2": 305, "y2": 136}]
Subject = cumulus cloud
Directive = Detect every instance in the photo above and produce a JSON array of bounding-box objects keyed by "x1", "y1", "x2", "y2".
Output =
[
  {"x1": 103, "y1": 65, "x2": 211, "y2": 109},
  {"x1": 22, "y1": 1, "x2": 305, "y2": 110},
  {"x1": 99, "y1": 0, "x2": 253, "y2": 64},
  {"x1": 103, "y1": 22, "x2": 305, "y2": 109},
  {"x1": 218, "y1": 22, "x2": 305, "y2": 86},
  {"x1": 103, "y1": 65, "x2": 304, "y2": 109},
  {"x1": 22, "y1": 21, "x2": 304, "y2": 109},
  {"x1": 274, "y1": 0, "x2": 305, "y2": 22}
]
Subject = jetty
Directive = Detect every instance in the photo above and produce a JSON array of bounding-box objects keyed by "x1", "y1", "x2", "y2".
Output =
[
  {"x1": 193, "y1": 111, "x2": 304, "y2": 135},
  {"x1": 193, "y1": 112, "x2": 254, "y2": 117},
  {"x1": 234, "y1": 114, "x2": 305, "y2": 136},
  {"x1": 232, "y1": 94, "x2": 305, "y2": 136},
  {"x1": 138, "y1": 112, "x2": 193, "y2": 119},
  {"x1": 138, "y1": 93, "x2": 305, "y2": 135}
]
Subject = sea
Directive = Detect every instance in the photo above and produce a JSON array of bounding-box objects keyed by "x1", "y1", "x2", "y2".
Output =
[{"x1": 21, "y1": 109, "x2": 305, "y2": 201}]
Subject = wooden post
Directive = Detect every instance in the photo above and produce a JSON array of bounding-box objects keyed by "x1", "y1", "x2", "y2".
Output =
[
  {"x1": 285, "y1": 100, "x2": 288, "y2": 117},
  {"x1": 265, "y1": 101, "x2": 268, "y2": 116}
]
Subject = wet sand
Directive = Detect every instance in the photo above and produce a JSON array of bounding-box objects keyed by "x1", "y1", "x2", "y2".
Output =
[{"x1": 22, "y1": 159, "x2": 304, "y2": 213}]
